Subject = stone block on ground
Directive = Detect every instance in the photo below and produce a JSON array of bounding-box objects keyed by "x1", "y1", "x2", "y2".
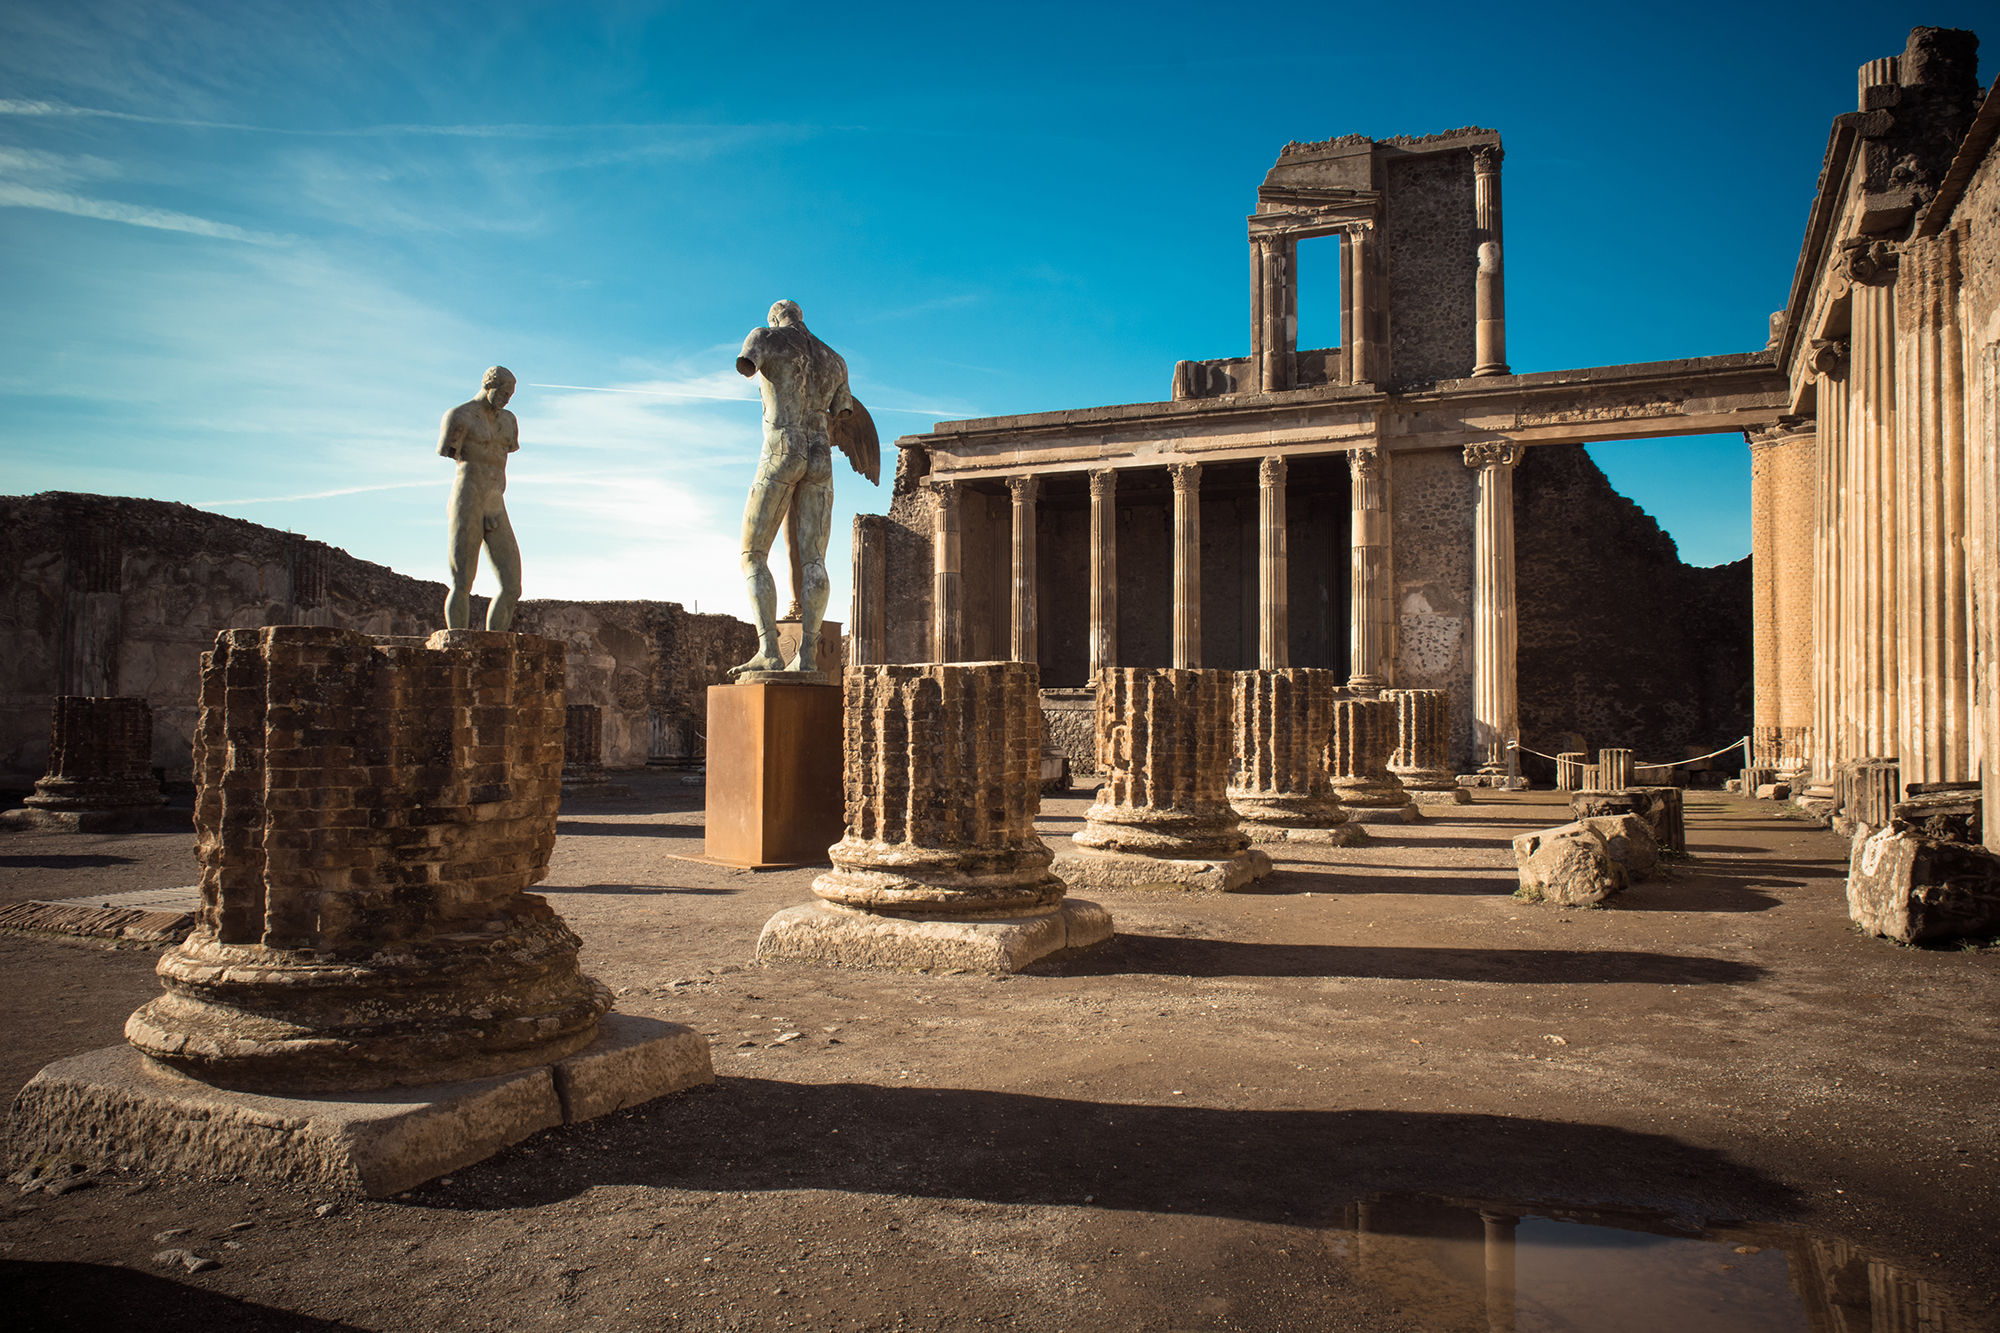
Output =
[
  {"x1": 755, "y1": 900, "x2": 1112, "y2": 973},
  {"x1": 1579, "y1": 813, "x2": 1658, "y2": 881},
  {"x1": 1891, "y1": 784, "x2": 1982, "y2": 846},
  {"x1": 1571, "y1": 786, "x2": 1684, "y2": 856},
  {"x1": 6, "y1": 1014, "x2": 712, "y2": 1198},
  {"x1": 1407, "y1": 787, "x2": 1472, "y2": 805},
  {"x1": 1056, "y1": 845, "x2": 1274, "y2": 893},
  {"x1": 1512, "y1": 821, "x2": 1628, "y2": 906},
  {"x1": 1755, "y1": 782, "x2": 1792, "y2": 801},
  {"x1": 1848, "y1": 825, "x2": 2000, "y2": 944}
]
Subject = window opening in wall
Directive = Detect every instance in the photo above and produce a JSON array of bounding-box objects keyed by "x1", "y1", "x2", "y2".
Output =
[{"x1": 1294, "y1": 235, "x2": 1345, "y2": 385}]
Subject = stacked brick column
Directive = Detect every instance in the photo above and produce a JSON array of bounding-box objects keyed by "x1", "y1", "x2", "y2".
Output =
[
  {"x1": 19, "y1": 696, "x2": 165, "y2": 825},
  {"x1": 1061, "y1": 668, "x2": 1271, "y2": 890},
  {"x1": 757, "y1": 662, "x2": 1111, "y2": 973},
  {"x1": 1385, "y1": 688, "x2": 1468, "y2": 805},
  {"x1": 124, "y1": 626, "x2": 610, "y2": 1093},
  {"x1": 1327, "y1": 697, "x2": 1418, "y2": 824},
  {"x1": 1228, "y1": 669, "x2": 1355, "y2": 843}
]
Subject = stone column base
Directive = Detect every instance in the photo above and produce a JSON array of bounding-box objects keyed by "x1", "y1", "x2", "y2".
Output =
[
  {"x1": 1340, "y1": 802, "x2": 1424, "y2": 825},
  {"x1": 755, "y1": 899, "x2": 1112, "y2": 974},
  {"x1": 1458, "y1": 773, "x2": 1529, "y2": 790},
  {"x1": 1242, "y1": 823, "x2": 1368, "y2": 846},
  {"x1": 6, "y1": 1014, "x2": 712, "y2": 1198},
  {"x1": 0, "y1": 806, "x2": 186, "y2": 834},
  {"x1": 1055, "y1": 842, "x2": 1273, "y2": 893},
  {"x1": 1407, "y1": 788, "x2": 1473, "y2": 806}
]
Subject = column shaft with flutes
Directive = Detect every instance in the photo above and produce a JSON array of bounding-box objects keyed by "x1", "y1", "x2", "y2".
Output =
[
  {"x1": 1170, "y1": 462, "x2": 1203, "y2": 669},
  {"x1": 1463, "y1": 442, "x2": 1522, "y2": 784},
  {"x1": 1007, "y1": 475, "x2": 1039, "y2": 666},
  {"x1": 1088, "y1": 468, "x2": 1118, "y2": 682},
  {"x1": 1471, "y1": 145, "x2": 1509, "y2": 377},
  {"x1": 1348, "y1": 447, "x2": 1392, "y2": 693},
  {"x1": 1258, "y1": 456, "x2": 1288, "y2": 669},
  {"x1": 931, "y1": 480, "x2": 962, "y2": 664}
]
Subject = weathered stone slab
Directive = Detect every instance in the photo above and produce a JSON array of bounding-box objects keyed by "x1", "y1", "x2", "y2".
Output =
[
  {"x1": 1571, "y1": 786, "x2": 1685, "y2": 856},
  {"x1": 1891, "y1": 785, "x2": 1982, "y2": 846},
  {"x1": 1579, "y1": 813, "x2": 1658, "y2": 881},
  {"x1": 1056, "y1": 846, "x2": 1274, "y2": 894},
  {"x1": 9, "y1": 1014, "x2": 710, "y2": 1198},
  {"x1": 1512, "y1": 821, "x2": 1627, "y2": 906},
  {"x1": 1848, "y1": 825, "x2": 2000, "y2": 943},
  {"x1": 755, "y1": 899, "x2": 1112, "y2": 973}
]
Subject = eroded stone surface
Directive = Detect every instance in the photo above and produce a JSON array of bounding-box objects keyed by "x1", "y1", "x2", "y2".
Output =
[
  {"x1": 1228, "y1": 669, "x2": 1349, "y2": 833},
  {"x1": 1848, "y1": 824, "x2": 2000, "y2": 943},
  {"x1": 123, "y1": 626, "x2": 610, "y2": 1093},
  {"x1": 1329, "y1": 697, "x2": 1419, "y2": 818},
  {"x1": 1385, "y1": 688, "x2": 1458, "y2": 791},
  {"x1": 761, "y1": 662, "x2": 1109, "y2": 973},
  {"x1": 1063, "y1": 670, "x2": 1271, "y2": 893},
  {"x1": 1512, "y1": 821, "x2": 1627, "y2": 906}
]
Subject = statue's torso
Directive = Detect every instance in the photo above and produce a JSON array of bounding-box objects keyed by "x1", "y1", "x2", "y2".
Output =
[{"x1": 744, "y1": 325, "x2": 847, "y2": 440}]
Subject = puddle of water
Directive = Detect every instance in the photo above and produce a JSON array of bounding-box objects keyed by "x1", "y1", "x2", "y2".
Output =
[{"x1": 1331, "y1": 1194, "x2": 1970, "y2": 1333}]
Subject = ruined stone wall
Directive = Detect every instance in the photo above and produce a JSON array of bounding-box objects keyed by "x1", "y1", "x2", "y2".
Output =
[
  {"x1": 882, "y1": 489, "x2": 935, "y2": 665},
  {"x1": 1040, "y1": 687, "x2": 1098, "y2": 776},
  {"x1": 0, "y1": 492, "x2": 753, "y2": 782},
  {"x1": 1511, "y1": 445, "x2": 1753, "y2": 777},
  {"x1": 511, "y1": 600, "x2": 756, "y2": 769},
  {"x1": 1035, "y1": 501, "x2": 1091, "y2": 688},
  {"x1": 1384, "y1": 150, "x2": 1478, "y2": 389},
  {"x1": 1389, "y1": 446, "x2": 1478, "y2": 771},
  {"x1": 0, "y1": 493, "x2": 440, "y2": 782}
]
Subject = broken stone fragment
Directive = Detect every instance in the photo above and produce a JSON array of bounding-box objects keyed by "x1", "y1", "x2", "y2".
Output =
[
  {"x1": 1512, "y1": 821, "x2": 1628, "y2": 906},
  {"x1": 1847, "y1": 823, "x2": 2000, "y2": 944},
  {"x1": 1579, "y1": 813, "x2": 1658, "y2": 881}
]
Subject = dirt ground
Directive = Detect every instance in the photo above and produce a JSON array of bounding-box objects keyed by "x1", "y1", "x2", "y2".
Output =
[{"x1": 1, "y1": 774, "x2": 1996, "y2": 1332}]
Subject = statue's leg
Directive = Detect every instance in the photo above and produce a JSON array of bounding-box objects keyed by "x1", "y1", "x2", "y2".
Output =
[
  {"x1": 444, "y1": 492, "x2": 484, "y2": 630},
  {"x1": 786, "y1": 448, "x2": 835, "y2": 673},
  {"x1": 483, "y1": 508, "x2": 522, "y2": 631},
  {"x1": 728, "y1": 443, "x2": 804, "y2": 677},
  {"x1": 783, "y1": 503, "x2": 804, "y2": 621}
]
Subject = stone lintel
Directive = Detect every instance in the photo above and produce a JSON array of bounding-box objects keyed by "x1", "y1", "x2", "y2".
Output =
[
  {"x1": 7, "y1": 1014, "x2": 712, "y2": 1199},
  {"x1": 1054, "y1": 845, "x2": 1273, "y2": 894},
  {"x1": 754, "y1": 900, "x2": 1112, "y2": 974},
  {"x1": 902, "y1": 353, "x2": 1788, "y2": 479}
]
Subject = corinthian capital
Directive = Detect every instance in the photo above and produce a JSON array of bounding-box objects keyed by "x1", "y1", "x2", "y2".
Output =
[
  {"x1": 1347, "y1": 447, "x2": 1381, "y2": 482},
  {"x1": 1087, "y1": 467, "x2": 1116, "y2": 499},
  {"x1": 1462, "y1": 441, "x2": 1522, "y2": 469},
  {"x1": 1471, "y1": 144, "x2": 1504, "y2": 172},
  {"x1": 1005, "y1": 474, "x2": 1040, "y2": 505},
  {"x1": 1258, "y1": 455, "x2": 1287, "y2": 487},
  {"x1": 1168, "y1": 461, "x2": 1202, "y2": 493}
]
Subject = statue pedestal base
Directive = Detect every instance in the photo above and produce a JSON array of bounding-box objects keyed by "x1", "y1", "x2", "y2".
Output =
[{"x1": 702, "y1": 681, "x2": 844, "y2": 868}]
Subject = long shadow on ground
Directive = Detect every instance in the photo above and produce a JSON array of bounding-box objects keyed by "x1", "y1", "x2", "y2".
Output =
[
  {"x1": 426, "y1": 1079, "x2": 1801, "y2": 1229},
  {"x1": 3, "y1": 1262, "x2": 368, "y2": 1332},
  {"x1": 1025, "y1": 934, "x2": 1763, "y2": 984}
]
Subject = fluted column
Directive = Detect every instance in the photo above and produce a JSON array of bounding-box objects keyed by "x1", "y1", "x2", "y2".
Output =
[
  {"x1": 1253, "y1": 238, "x2": 1295, "y2": 393},
  {"x1": 1343, "y1": 225, "x2": 1377, "y2": 385},
  {"x1": 1385, "y1": 687, "x2": 1468, "y2": 805},
  {"x1": 1978, "y1": 340, "x2": 2000, "y2": 854},
  {"x1": 1472, "y1": 145, "x2": 1509, "y2": 377},
  {"x1": 1463, "y1": 441, "x2": 1521, "y2": 779},
  {"x1": 1059, "y1": 667, "x2": 1271, "y2": 891},
  {"x1": 931, "y1": 479, "x2": 962, "y2": 664},
  {"x1": 1170, "y1": 462, "x2": 1202, "y2": 669},
  {"x1": 1229, "y1": 668, "x2": 1353, "y2": 841},
  {"x1": 1007, "y1": 475, "x2": 1040, "y2": 666},
  {"x1": 1811, "y1": 341, "x2": 1851, "y2": 786},
  {"x1": 756, "y1": 661, "x2": 1113, "y2": 974},
  {"x1": 1348, "y1": 447, "x2": 1392, "y2": 693},
  {"x1": 1894, "y1": 230, "x2": 1970, "y2": 785},
  {"x1": 1328, "y1": 696, "x2": 1416, "y2": 823},
  {"x1": 1258, "y1": 456, "x2": 1289, "y2": 669},
  {"x1": 851, "y1": 514, "x2": 886, "y2": 666},
  {"x1": 1088, "y1": 468, "x2": 1118, "y2": 681},
  {"x1": 1848, "y1": 251, "x2": 1900, "y2": 765}
]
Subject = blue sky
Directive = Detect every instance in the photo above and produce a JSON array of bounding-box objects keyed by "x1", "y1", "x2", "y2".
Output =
[{"x1": 1, "y1": 2, "x2": 1990, "y2": 622}]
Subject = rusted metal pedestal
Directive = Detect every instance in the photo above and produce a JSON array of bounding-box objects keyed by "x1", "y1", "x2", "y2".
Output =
[{"x1": 702, "y1": 680, "x2": 844, "y2": 868}]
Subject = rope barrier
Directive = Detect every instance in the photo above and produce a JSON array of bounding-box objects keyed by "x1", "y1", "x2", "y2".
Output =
[{"x1": 1508, "y1": 736, "x2": 1750, "y2": 769}]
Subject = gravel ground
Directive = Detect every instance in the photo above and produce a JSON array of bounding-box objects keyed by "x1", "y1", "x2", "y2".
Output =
[{"x1": 1, "y1": 776, "x2": 1995, "y2": 1331}]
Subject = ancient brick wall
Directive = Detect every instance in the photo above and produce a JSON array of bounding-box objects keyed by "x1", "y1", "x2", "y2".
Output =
[
  {"x1": 882, "y1": 489, "x2": 934, "y2": 666},
  {"x1": 1389, "y1": 446, "x2": 1477, "y2": 771},
  {"x1": 1511, "y1": 445, "x2": 1753, "y2": 778},
  {"x1": 1384, "y1": 146, "x2": 1479, "y2": 388},
  {"x1": 0, "y1": 492, "x2": 754, "y2": 783}
]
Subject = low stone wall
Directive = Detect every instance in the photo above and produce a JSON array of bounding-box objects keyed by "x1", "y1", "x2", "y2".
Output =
[
  {"x1": 1040, "y1": 687, "x2": 1098, "y2": 777},
  {"x1": 0, "y1": 492, "x2": 755, "y2": 783}
]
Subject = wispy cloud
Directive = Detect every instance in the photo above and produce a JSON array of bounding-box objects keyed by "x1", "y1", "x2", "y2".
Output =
[
  {"x1": 0, "y1": 180, "x2": 284, "y2": 243},
  {"x1": 0, "y1": 98, "x2": 805, "y2": 143},
  {"x1": 198, "y1": 479, "x2": 440, "y2": 506}
]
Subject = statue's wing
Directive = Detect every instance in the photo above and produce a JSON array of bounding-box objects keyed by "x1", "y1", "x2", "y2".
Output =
[{"x1": 832, "y1": 399, "x2": 881, "y2": 485}]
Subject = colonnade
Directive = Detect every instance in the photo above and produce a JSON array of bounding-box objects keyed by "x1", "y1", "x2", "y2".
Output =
[{"x1": 883, "y1": 441, "x2": 1528, "y2": 778}]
